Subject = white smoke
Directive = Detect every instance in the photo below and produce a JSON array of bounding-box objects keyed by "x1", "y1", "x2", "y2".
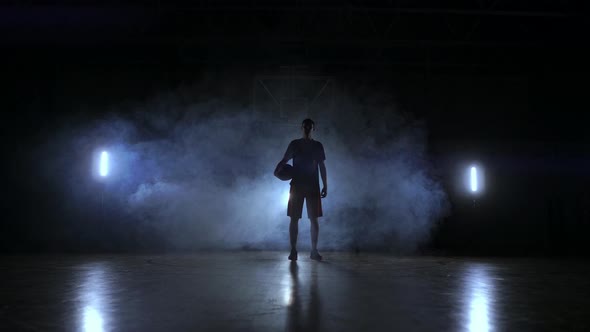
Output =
[{"x1": 39, "y1": 83, "x2": 449, "y2": 252}]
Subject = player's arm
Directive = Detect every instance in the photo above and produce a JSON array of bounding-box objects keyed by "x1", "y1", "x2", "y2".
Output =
[
  {"x1": 318, "y1": 143, "x2": 327, "y2": 198},
  {"x1": 319, "y1": 161, "x2": 327, "y2": 198},
  {"x1": 275, "y1": 141, "x2": 294, "y2": 176}
]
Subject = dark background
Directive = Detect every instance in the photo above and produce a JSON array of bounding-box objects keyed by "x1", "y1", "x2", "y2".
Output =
[{"x1": 2, "y1": 0, "x2": 589, "y2": 255}]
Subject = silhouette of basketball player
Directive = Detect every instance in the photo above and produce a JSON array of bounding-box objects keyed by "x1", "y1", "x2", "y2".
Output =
[{"x1": 275, "y1": 119, "x2": 328, "y2": 261}]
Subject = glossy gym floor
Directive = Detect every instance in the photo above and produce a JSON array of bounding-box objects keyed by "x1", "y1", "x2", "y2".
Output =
[{"x1": 1, "y1": 252, "x2": 589, "y2": 331}]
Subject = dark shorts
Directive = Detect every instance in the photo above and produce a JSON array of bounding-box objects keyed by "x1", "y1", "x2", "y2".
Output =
[{"x1": 287, "y1": 185, "x2": 323, "y2": 219}]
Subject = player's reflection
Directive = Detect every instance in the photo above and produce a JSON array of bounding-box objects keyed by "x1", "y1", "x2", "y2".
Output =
[{"x1": 286, "y1": 262, "x2": 321, "y2": 332}]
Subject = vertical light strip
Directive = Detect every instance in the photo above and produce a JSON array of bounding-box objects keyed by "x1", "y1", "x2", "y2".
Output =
[
  {"x1": 99, "y1": 151, "x2": 109, "y2": 177},
  {"x1": 470, "y1": 166, "x2": 478, "y2": 192}
]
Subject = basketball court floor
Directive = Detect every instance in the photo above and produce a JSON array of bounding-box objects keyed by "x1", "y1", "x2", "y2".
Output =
[{"x1": 1, "y1": 252, "x2": 589, "y2": 331}]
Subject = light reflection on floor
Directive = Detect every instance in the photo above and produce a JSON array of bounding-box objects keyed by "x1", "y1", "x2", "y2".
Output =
[
  {"x1": 3, "y1": 253, "x2": 589, "y2": 331},
  {"x1": 83, "y1": 306, "x2": 104, "y2": 332},
  {"x1": 283, "y1": 261, "x2": 321, "y2": 332},
  {"x1": 78, "y1": 263, "x2": 110, "y2": 332},
  {"x1": 464, "y1": 264, "x2": 495, "y2": 332},
  {"x1": 282, "y1": 262, "x2": 297, "y2": 306}
]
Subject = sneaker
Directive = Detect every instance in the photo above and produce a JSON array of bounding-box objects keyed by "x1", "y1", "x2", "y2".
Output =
[
  {"x1": 310, "y1": 250, "x2": 322, "y2": 261},
  {"x1": 288, "y1": 249, "x2": 298, "y2": 261}
]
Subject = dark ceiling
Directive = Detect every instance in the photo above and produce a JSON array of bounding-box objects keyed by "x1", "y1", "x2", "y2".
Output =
[{"x1": 2, "y1": 0, "x2": 588, "y2": 72}]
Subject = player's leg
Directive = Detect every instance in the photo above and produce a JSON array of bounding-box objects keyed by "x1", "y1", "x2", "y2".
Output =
[
  {"x1": 309, "y1": 217, "x2": 322, "y2": 261},
  {"x1": 310, "y1": 217, "x2": 319, "y2": 251},
  {"x1": 306, "y1": 191, "x2": 323, "y2": 261},
  {"x1": 287, "y1": 186, "x2": 305, "y2": 260}
]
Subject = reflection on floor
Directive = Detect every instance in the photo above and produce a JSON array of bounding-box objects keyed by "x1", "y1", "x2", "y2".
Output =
[{"x1": 1, "y1": 252, "x2": 589, "y2": 331}]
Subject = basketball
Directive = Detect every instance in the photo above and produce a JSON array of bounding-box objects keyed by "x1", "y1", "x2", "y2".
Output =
[{"x1": 275, "y1": 163, "x2": 293, "y2": 181}]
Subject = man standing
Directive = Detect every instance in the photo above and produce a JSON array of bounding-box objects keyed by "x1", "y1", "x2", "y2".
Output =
[{"x1": 275, "y1": 119, "x2": 328, "y2": 261}]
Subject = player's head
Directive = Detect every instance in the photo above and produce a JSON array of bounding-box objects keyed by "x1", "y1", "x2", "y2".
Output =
[{"x1": 302, "y1": 118, "x2": 315, "y2": 137}]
